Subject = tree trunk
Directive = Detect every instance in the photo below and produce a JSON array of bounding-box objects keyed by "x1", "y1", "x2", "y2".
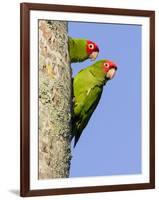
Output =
[{"x1": 38, "y1": 20, "x2": 72, "y2": 179}]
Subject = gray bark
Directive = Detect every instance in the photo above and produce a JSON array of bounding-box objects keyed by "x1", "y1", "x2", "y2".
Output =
[{"x1": 38, "y1": 20, "x2": 72, "y2": 179}]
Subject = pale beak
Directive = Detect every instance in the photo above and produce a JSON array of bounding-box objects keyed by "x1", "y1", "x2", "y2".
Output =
[
  {"x1": 89, "y1": 51, "x2": 99, "y2": 61},
  {"x1": 106, "y1": 68, "x2": 116, "y2": 79}
]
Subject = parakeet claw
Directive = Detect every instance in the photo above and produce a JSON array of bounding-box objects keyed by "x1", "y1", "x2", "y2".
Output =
[{"x1": 89, "y1": 51, "x2": 99, "y2": 61}]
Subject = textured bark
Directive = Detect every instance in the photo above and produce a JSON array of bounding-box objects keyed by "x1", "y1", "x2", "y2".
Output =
[{"x1": 38, "y1": 20, "x2": 72, "y2": 179}]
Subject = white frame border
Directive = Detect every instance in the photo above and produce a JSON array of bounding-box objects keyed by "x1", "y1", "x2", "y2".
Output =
[{"x1": 30, "y1": 10, "x2": 150, "y2": 190}]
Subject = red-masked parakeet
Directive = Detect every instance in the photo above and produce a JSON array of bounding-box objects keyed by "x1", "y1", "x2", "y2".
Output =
[
  {"x1": 68, "y1": 37, "x2": 99, "y2": 63},
  {"x1": 71, "y1": 59, "x2": 117, "y2": 147}
]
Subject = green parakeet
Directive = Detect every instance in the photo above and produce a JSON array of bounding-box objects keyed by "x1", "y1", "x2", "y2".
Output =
[
  {"x1": 68, "y1": 37, "x2": 99, "y2": 63},
  {"x1": 71, "y1": 59, "x2": 117, "y2": 147}
]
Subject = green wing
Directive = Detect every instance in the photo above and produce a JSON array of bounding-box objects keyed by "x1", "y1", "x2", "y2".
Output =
[
  {"x1": 72, "y1": 85, "x2": 103, "y2": 147},
  {"x1": 68, "y1": 37, "x2": 88, "y2": 63}
]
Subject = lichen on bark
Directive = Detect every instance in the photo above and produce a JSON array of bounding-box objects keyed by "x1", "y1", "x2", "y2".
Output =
[{"x1": 38, "y1": 20, "x2": 72, "y2": 179}]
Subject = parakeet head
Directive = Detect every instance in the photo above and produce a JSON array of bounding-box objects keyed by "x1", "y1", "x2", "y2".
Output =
[
  {"x1": 86, "y1": 40, "x2": 99, "y2": 61},
  {"x1": 90, "y1": 59, "x2": 117, "y2": 81},
  {"x1": 69, "y1": 37, "x2": 99, "y2": 63},
  {"x1": 101, "y1": 60, "x2": 117, "y2": 80}
]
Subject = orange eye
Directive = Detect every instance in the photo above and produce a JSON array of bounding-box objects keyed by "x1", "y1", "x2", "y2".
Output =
[
  {"x1": 88, "y1": 43, "x2": 94, "y2": 49},
  {"x1": 104, "y1": 63, "x2": 109, "y2": 68}
]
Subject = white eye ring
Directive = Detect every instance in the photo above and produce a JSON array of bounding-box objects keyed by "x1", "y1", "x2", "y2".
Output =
[
  {"x1": 104, "y1": 63, "x2": 109, "y2": 68},
  {"x1": 88, "y1": 43, "x2": 94, "y2": 49}
]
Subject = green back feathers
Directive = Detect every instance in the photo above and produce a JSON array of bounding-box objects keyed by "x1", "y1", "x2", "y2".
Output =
[
  {"x1": 84, "y1": 60, "x2": 107, "y2": 84},
  {"x1": 73, "y1": 60, "x2": 107, "y2": 104},
  {"x1": 68, "y1": 37, "x2": 88, "y2": 63}
]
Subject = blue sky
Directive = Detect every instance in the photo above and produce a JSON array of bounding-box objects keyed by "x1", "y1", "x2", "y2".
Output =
[{"x1": 68, "y1": 22, "x2": 141, "y2": 177}]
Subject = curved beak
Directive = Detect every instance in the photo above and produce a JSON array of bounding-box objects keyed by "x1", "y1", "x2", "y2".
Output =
[
  {"x1": 89, "y1": 51, "x2": 99, "y2": 61},
  {"x1": 106, "y1": 68, "x2": 117, "y2": 79}
]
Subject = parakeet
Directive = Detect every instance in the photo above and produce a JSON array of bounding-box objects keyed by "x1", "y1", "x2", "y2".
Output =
[
  {"x1": 71, "y1": 59, "x2": 117, "y2": 147},
  {"x1": 68, "y1": 37, "x2": 99, "y2": 63}
]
